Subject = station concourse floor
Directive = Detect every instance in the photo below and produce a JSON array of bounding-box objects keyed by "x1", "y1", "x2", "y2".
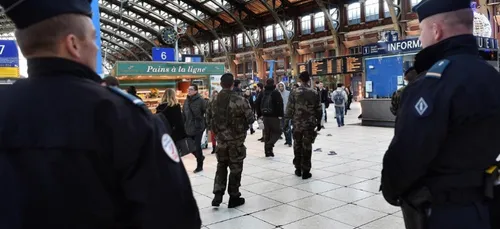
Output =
[{"x1": 181, "y1": 102, "x2": 405, "y2": 229}]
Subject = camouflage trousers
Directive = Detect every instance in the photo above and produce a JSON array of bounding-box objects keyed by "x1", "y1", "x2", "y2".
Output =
[
  {"x1": 293, "y1": 130, "x2": 317, "y2": 172},
  {"x1": 213, "y1": 139, "x2": 247, "y2": 197}
]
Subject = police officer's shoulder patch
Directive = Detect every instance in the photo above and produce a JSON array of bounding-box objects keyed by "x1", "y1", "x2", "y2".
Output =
[
  {"x1": 425, "y1": 59, "x2": 450, "y2": 79},
  {"x1": 107, "y1": 86, "x2": 145, "y2": 106},
  {"x1": 413, "y1": 96, "x2": 433, "y2": 118}
]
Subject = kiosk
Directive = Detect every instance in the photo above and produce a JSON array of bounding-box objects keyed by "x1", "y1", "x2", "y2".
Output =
[
  {"x1": 111, "y1": 61, "x2": 225, "y2": 112},
  {"x1": 360, "y1": 36, "x2": 499, "y2": 127}
]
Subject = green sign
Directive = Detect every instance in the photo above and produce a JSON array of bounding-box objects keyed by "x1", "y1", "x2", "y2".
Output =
[{"x1": 114, "y1": 61, "x2": 225, "y2": 76}]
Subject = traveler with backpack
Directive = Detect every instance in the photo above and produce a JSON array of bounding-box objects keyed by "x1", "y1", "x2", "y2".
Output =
[
  {"x1": 256, "y1": 79, "x2": 284, "y2": 157},
  {"x1": 331, "y1": 83, "x2": 348, "y2": 127}
]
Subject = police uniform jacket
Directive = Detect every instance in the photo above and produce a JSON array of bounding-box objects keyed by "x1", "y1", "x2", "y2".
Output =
[
  {"x1": 0, "y1": 58, "x2": 201, "y2": 229},
  {"x1": 382, "y1": 35, "x2": 500, "y2": 205}
]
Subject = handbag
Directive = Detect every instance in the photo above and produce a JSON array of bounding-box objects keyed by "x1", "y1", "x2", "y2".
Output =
[{"x1": 176, "y1": 137, "x2": 196, "y2": 157}]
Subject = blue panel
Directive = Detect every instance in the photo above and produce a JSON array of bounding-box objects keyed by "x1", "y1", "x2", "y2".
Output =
[
  {"x1": 0, "y1": 40, "x2": 19, "y2": 67},
  {"x1": 365, "y1": 56, "x2": 403, "y2": 98},
  {"x1": 92, "y1": 0, "x2": 103, "y2": 76},
  {"x1": 152, "y1": 48, "x2": 176, "y2": 61}
]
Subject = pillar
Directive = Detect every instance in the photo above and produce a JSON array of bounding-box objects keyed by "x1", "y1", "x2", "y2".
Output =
[
  {"x1": 91, "y1": 0, "x2": 103, "y2": 77},
  {"x1": 254, "y1": 48, "x2": 265, "y2": 79},
  {"x1": 226, "y1": 54, "x2": 236, "y2": 76}
]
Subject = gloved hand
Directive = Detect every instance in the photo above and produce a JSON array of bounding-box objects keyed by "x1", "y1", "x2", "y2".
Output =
[{"x1": 316, "y1": 124, "x2": 322, "y2": 132}]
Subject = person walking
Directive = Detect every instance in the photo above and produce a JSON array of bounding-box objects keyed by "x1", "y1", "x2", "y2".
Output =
[
  {"x1": 256, "y1": 79, "x2": 283, "y2": 157},
  {"x1": 0, "y1": 1, "x2": 201, "y2": 228},
  {"x1": 243, "y1": 89, "x2": 256, "y2": 135},
  {"x1": 183, "y1": 84, "x2": 208, "y2": 173},
  {"x1": 206, "y1": 73, "x2": 254, "y2": 208},
  {"x1": 156, "y1": 88, "x2": 187, "y2": 143},
  {"x1": 332, "y1": 83, "x2": 348, "y2": 127},
  {"x1": 277, "y1": 82, "x2": 292, "y2": 147},
  {"x1": 208, "y1": 90, "x2": 219, "y2": 154},
  {"x1": 382, "y1": 1, "x2": 500, "y2": 228},
  {"x1": 285, "y1": 72, "x2": 322, "y2": 179}
]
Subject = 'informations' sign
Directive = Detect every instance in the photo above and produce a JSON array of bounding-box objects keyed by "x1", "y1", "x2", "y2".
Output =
[{"x1": 152, "y1": 48, "x2": 176, "y2": 61}]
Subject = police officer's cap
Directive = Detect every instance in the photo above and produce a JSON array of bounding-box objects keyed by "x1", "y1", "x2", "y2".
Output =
[
  {"x1": 412, "y1": 0, "x2": 472, "y2": 22},
  {"x1": 0, "y1": 0, "x2": 92, "y2": 29},
  {"x1": 221, "y1": 73, "x2": 234, "y2": 87}
]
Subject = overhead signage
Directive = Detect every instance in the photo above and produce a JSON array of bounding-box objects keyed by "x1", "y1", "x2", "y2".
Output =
[
  {"x1": 477, "y1": 36, "x2": 498, "y2": 50},
  {"x1": 0, "y1": 40, "x2": 19, "y2": 67},
  {"x1": 152, "y1": 48, "x2": 176, "y2": 61},
  {"x1": 345, "y1": 56, "x2": 363, "y2": 73},
  {"x1": 309, "y1": 55, "x2": 363, "y2": 76},
  {"x1": 115, "y1": 62, "x2": 225, "y2": 76},
  {"x1": 297, "y1": 63, "x2": 308, "y2": 74},
  {"x1": 362, "y1": 38, "x2": 422, "y2": 56},
  {"x1": 363, "y1": 36, "x2": 498, "y2": 56},
  {"x1": 92, "y1": 0, "x2": 103, "y2": 76}
]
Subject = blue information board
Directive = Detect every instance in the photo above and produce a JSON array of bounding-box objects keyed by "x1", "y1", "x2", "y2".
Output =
[
  {"x1": 152, "y1": 48, "x2": 176, "y2": 61},
  {"x1": 0, "y1": 40, "x2": 19, "y2": 67},
  {"x1": 91, "y1": 0, "x2": 103, "y2": 76}
]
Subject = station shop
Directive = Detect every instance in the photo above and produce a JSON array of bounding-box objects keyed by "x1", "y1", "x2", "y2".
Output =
[
  {"x1": 110, "y1": 61, "x2": 225, "y2": 113},
  {"x1": 362, "y1": 36, "x2": 499, "y2": 98}
]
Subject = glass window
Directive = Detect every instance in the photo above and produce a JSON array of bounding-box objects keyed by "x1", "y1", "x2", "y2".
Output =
[
  {"x1": 194, "y1": 46, "x2": 199, "y2": 55},
  {"x1": 213, "y1": 40, "x2": 219, "y2": 53},
  {"x1": 384, "y1": 0, "x2": 398, "y2": 17},
  {"x1": 301, "y1": 15, "x2": 311, "y2": 34},
  {"x1": 236, "y1": 33, "x2": 244, "y2": 48},
  {"x1": 246, "y1": 29, "x2": 259, "y2": 46},
  {"x1": 347, "y1": 3, "x2": 361, "y2": 25},
  {"x1": 315, "y1": 52, "x2": 324, "y2": 59},
  {"x1": 245, "y1": 62, "x2": 253, "y2": 73},
  {"x1": 329, "y1": 8, "x2": 339, "y2": 28},
  {"x1": 410, "y1": 0, "x2": 421, "y2": 7},
  {"x1": 314, "y1": 12, "x2": 325, "y2": 32},
  {"x1": 275, "y1": 24, "x2": 284, "y2": 40},
  {"x1": 265, "y1": 25, "x2": 273, "y2": 42},
  {"x1": 237, "y1": 64, "x2": 244, "y2": 74},
  {"x1": 286, "y1": 20, "x2": 293, "y2": 32},
  {"x1": 364, "y1": 0, "x2": 379, "y2": 22},
  {"x1": 223, "y1": 37, "x2": 231, "y2": 51}
]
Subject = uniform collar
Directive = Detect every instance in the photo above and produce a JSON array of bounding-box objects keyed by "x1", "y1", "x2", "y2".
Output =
[
  {"x1": 27, "y1": 57, "x2": 102, "y2": 82},
  {"x1": 414, "y1": 34, "x2": 479, "y2": 74}
]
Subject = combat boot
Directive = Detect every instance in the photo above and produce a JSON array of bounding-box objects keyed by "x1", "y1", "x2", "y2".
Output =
[
  {"x1": 211, "y1": 194, "x2": 223, "y2": 207},
  {"x1": 228, "y1": 196, "x2": 245, "y2": 208},
  {"x1": 302, "y1": 171, "x2": 312, "y2": 180}
]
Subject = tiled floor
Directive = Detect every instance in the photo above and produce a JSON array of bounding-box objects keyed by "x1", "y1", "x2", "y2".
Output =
[{"x1": 182, "y1": 102, "x2": 404, "y2": 229}]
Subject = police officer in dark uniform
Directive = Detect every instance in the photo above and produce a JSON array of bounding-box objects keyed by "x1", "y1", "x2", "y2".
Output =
[
  {"x1": 0, "y1": 1, "x2": 201, "y2": 228},
  {"x1": 381, "y1": 0, "x2": 500, "y2": 228}
]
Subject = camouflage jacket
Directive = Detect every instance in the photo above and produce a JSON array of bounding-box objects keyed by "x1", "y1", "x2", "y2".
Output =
[
  {"x1": 285, "y1": 85, "x2": 322, "y2": 131},
  {"x1": 390, "y1": 86, "x2": 405, "y2": 116},
  {"x1": 206, "y1": 89, "x2": 254, "y2": 141}
]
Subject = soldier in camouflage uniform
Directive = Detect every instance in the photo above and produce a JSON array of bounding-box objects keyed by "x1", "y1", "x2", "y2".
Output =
[
  {"x1": 390, "y1": 67, "x2": 418, "y2": 116},
  {"x1": 285, "y1": 71, "x2": 322, "y2": 179},
  {"x1": 206, "y1": 73, "x2": 254, "y2": 208}
]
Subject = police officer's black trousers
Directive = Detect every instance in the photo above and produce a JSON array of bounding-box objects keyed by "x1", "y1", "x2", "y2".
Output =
[{"x1": 426, "y1": 202, "x2": 490, "y2": 229}]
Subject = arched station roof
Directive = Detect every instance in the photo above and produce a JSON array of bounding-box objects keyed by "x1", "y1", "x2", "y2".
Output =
[{"x1": 0, "y1": 0, "x2": 322, "y2": 65}]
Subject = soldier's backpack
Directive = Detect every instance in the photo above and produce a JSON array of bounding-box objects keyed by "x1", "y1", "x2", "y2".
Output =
[
  {"x1": 261, "y1": 91, "x2": 274, "y2": 115},
  {"x1": 333, "y1": 91, "x2": 345, "y2": 106}
]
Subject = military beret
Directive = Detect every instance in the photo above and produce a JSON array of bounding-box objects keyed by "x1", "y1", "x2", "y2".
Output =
[
  {"x1": 413, "y1": 0, "x2": 472, "y2": 22},
  {"x1": 0, "y1": 0, "x2": 92, "y2": 29}
]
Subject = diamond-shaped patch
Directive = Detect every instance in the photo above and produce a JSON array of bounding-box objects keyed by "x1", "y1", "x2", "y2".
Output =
[{"x1": 415, "y1": 97, "x2": 428, "y2": 116}]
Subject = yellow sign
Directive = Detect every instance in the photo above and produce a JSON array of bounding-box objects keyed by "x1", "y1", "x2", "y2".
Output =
[{"x1": 0, "y1": 67, "x2": 19, "y2": 78}]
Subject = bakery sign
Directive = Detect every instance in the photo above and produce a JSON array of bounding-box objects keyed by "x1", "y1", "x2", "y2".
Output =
[{"x1": 114, "y1": 61, "x2": 226, "y2": 76}]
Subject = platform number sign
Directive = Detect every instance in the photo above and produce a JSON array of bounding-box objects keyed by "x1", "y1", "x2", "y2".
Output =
[
  {"x1": 0, "y1": 40, "x2": 19, "y2": 67},
  {"x1": 152, "y1": 48, "x2": 176, "y2": 61}
]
